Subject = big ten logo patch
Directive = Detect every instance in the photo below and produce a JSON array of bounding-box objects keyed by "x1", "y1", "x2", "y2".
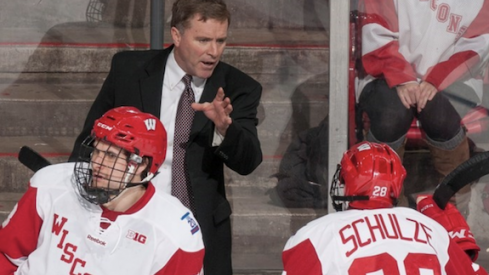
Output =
[
  {"x1": 126, "y1": 230, "x2": 147, "y2": 244},
  {"x1": 181, "y1": 212, "x2": 200, "y2": 235}
]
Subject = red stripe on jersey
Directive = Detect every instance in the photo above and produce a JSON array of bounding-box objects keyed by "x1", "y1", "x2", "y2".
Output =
[
  {"x1": 0, "y1": 186, "x2": 42, "y2": 273},
  {"x1": 155, "y1": 248, "x2": 204, "y2": 275},
  {"x1": 282, "y1": 239, "x2": 322, "y2": 275},
  {"x1": 424, "y1": 51, "x2": 479, "y2": 91},
  {"x1": 445, "y1": 238, "x2": 488, "y2": 274},
  {"x1": 362, "y1": 0, "x2": 399, "y2": 32}
]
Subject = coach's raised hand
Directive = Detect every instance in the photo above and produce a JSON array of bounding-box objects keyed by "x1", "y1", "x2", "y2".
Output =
[{"x1": 192, "y1": 87, "x2": 233, "y2": 136}]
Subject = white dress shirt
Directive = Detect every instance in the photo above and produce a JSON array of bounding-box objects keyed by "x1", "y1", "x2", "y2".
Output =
[{"x1": 153, "y1": 50, "x2": 206, "y2": 194}]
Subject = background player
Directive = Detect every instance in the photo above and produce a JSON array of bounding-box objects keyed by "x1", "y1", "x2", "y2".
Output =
[
  {"x1": 0, "y1": 106, "x2": 204, "y2": 274},
  {"x1": 282, "y1": 141, "x2": 486, "y2": 274},
  {"x1": 356, "y1": 0, "x2": 489, "y2": 212}
]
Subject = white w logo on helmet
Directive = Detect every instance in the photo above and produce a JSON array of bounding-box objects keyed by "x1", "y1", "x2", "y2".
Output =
[
  {"x1": 144, "y1": 118, "x2": 156, "y2": 131},
  {"x1": 357, "y1": 143, "x2": 371, "y2": 152}
]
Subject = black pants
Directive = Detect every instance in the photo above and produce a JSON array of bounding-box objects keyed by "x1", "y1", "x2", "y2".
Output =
[{"x1": 358, "y1": 79, "x2": 478, "y2": 143}]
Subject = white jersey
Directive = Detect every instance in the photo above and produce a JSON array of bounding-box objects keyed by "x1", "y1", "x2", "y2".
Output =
[
  {"x1": 282, "y1": 207, "x2": 485, "y2": 275},
  {"x1": 0, "y1": 163, "x2": 204, "y2": 275},
  {"x1": 357, "y1": 0, "x2": 489, "y2": 101}
]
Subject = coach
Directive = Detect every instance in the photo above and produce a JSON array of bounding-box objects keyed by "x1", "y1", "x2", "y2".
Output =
[{"x1": 68, "y1": 0, "x2": 263, "y2": 274}]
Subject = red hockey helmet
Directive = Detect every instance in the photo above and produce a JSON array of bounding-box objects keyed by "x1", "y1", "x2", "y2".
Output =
[
  {"x1": 74, "y1": 106, "x2": 167, "y2": 204},
  {"x1": 91, "y1": 106, "x2": 167, "y2": 174},
  {"x1": 330, "y1": 141, "x2": 406, "y2": 211}
]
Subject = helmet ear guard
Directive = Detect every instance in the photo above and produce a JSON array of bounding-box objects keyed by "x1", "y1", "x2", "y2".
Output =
[
  {"x1": 330, "y1": 164, "x2": 369, "y2": 212},
  {"x1": 330, "y1": 142, "x2": 406, "y2": 211},
  {"x1": 123, "y1": 153, "x2": 143, "y2": 185}
]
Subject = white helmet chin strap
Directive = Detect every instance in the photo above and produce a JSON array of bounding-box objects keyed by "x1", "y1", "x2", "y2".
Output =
[{"x1": 141, "y1": 172, "x2": 155, "y2": 183}]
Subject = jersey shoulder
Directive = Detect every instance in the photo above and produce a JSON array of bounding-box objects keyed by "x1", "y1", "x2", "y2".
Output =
[
  {"x1": 141, "y1": 186, "x2": 204, "y2": 251},
  {"x1": 285, "y1": 211, "x2": 341, "y2": 248},
  {"x1": 29, "y1": 162, "x2": 75, "y2": 189},
  {"x1": 394, "y1": 206, "x2": 447, "y2": 229}
]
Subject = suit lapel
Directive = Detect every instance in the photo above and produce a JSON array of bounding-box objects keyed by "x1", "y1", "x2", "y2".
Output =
[
  {"x1": 140, "y1": 50, "x2": 225, "y2": 141},
  {"x1": 139, "y1": 47, "x2": 173, "y2": 118}
]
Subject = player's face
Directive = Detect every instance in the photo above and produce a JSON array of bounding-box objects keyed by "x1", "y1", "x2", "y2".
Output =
[
  {"x1": 90, "y1": 140, "x2": 129, "y2": 190},
  {"x1": 171, "y1": 14, "x2": 228, "y2": 79}
]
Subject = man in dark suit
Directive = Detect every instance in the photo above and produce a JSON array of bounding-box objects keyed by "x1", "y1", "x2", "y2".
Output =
[{"x1": 69, "y1": 0, "x2": 263, "y2": 274}]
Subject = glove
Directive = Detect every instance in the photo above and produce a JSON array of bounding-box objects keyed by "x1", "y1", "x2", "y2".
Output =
[{"x1": 417, "y1": 195, "x2": 480, "y2": 261}]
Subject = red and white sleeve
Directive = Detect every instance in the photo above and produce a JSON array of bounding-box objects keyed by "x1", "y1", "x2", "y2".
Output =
[
  {"x1": 360, "y1": 0, "x2": 417, "y2": 87},
  {"x1": 444, "y1": 238, "x2": 488, "y2": 275},
  {"x1": 424, "y1": 0, "x2": 489, "y2": 91},
  {"x1": 154, "y1": 248, "x2": 204, "y2": 275},
  {"x1": 282, "y1": 238, "x2": 322, "y2": 275},
  {"x1": 0, "y1": 186, "x2": 43, "y2": 273}
]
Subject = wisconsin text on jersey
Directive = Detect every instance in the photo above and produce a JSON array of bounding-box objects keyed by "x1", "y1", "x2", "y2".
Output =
[
  {"x1": 52, "y1": 213, "x2": 90, "y2": 271},
  {"x1": 339, "y1": 212, "x2": 433, "y2": 257},
  {"x1": 426, "y1": 0, "x2": 468, "y2": 39}
]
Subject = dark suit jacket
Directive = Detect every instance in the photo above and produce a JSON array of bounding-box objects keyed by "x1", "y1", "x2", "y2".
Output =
[{"x1": 69, "y1": 45, "x2": 263, "y2": 275}]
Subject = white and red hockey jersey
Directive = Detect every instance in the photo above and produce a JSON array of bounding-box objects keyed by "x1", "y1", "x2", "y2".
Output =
[
  {"x1": 0, "y1": 163, "x2": 204, "y2": 275},
  {"x1": 357, "y1": 0, "x2": 489, "y2": 101},
  {"x1": 282, "y1": 207, "x2": 487, "y2": 275}
]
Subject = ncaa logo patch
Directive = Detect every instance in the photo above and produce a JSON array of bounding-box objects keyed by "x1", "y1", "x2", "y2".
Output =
[{"x1": 181, "y1": 212, "x2": 200, "y2": 235}]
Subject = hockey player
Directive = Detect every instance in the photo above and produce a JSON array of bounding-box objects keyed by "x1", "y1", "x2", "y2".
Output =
[
  {"x1": 0, "y1": 106, "x2": 204, "y2": 274},
  {"x1": 282, "y1": 141, "x2": 486, "y2": 275}
]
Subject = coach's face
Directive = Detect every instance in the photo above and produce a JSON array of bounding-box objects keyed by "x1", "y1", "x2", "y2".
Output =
[{"x1": 172, "y1": 14, "x2": 228, "y2": 79}]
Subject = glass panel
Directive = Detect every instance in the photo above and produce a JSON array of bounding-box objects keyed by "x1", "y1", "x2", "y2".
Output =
[
  {"x1": 225, "y1": 1, "x2": 330, "y2": 271},
  {"x1": 351, "y1": 0, "x2": 489, "y2": 271}
]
